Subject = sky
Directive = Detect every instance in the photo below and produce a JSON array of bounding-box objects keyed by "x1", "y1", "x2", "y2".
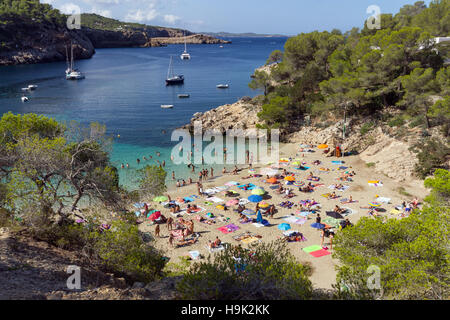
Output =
[{"x1": 42, "y1": 0, "x2": 433, "y2": 35}]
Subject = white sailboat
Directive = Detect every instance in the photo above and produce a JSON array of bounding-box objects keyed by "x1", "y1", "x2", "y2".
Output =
[
  {"x1": 66, "y1": 42, "x2": 85, "y2": 80},
  {"x1": 180, "y1": 31, "x2": 191, "y2": 60}
]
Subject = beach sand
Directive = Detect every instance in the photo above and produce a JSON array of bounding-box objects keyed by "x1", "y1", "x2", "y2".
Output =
[{"x1": 138, "y1": 142, "x2": 429, "y2": 290}]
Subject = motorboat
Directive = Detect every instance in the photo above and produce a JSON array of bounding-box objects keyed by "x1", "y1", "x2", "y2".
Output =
[
  {"x1": 161, "y1": 104, "x2": 174, "y2": 109},
  {"x1": 178, "y1": 94, "x2": 190, "y2": 98},
  {"x1": 27, "y1": 84, "x2": 38, "y2": 90},
  {"x1": 21, "y1": 96, "x2": 29, "y2": 102},
  {"x1": 216, "y1": 84, "x2": 229, "y2": 89}
]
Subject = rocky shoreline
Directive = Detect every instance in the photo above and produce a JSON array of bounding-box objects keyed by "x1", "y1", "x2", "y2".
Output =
[{"x1": 0, "y1": 20, "x2": 229, "y2": 66}]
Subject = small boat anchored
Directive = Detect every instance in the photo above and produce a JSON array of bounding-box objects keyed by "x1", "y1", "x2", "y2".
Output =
[
  {"x1": 161, "y1": 104, "x2": 174, "y2": 109},
  {"x1": 178, "y1": 94, "x2": 190, "y2": 98},
  {"x1": 65, "y1": 42, "x2": 85, "y2": 80},
  {"x1": 216, "y1": 84, "x2": 229, "y2": 89},
  {"x1": 180, "y1": 31, "x2": 191, "y2": 60},
  {"x1": 21, "y1": 96, "x2": 29, "y2": 102},
  {"x1": 166, "y1": 56, "x2": 184, "y2": 85}
]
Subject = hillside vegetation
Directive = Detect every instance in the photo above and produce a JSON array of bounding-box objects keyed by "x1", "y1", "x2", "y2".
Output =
[{"x1": 249, "y1": 0, "x2": 449, "y2": 178}]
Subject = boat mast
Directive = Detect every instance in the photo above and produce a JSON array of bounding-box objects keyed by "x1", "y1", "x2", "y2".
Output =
[
  {"x1": 167, "y1": 56, "x2": 172, "y2": 78},
  {"x1": 184, "y1": 31, "x2": 187, "y2": 52},
  {"x1": 70, "y1": 42, "x2": 74, "y2": 71},
  {"x1": 65, "y1": 45, "x2": 69, "y2": 70}
]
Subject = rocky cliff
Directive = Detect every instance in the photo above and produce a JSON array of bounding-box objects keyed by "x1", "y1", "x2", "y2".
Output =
[
  {"x1": 150, "y1": 34, "x2": 231, "y2": 46},
  {"x1": 0, "y1": 18, "x2": 95, "y2": 66}
]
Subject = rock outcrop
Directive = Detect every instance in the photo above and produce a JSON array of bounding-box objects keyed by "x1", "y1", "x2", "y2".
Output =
[
  {"x1": 180, "y1": 98, "x2": 262, "y2": 135},
  {"x1": 0, "y1": 18, "x2": 95, "y2": 66}
]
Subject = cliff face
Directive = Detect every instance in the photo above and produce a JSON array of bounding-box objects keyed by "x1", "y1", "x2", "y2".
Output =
[
  {"x1": 0, "y1": 18, "x2": 95, "y2": 66},
  {"x1": 0, "y1": 18, "x2": 228, "y2": 65}
]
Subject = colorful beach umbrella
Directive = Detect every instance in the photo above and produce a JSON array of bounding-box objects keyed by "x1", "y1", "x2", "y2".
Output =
[
  {"x1": 278, "y1": 223, "x2": 291, "y2": 231},
  {"x1": 317, "y1": 144, "x2": 328, "y2": 149},
  {"x1": 267, "y1": 177, "x2": 278, "y2": 184},
  {"x1": 248, "y1": 195, "x2": 263, "y2": 203},
  {"x1": 259, "y1": 202, "x2": 270, "y2": 208},
  {"x1": 284, "y1": 176, "x2": 295, "y2": 181},
  {"x1": 153, "y1": 196, "x2": 168, "y2": 202},
  {"x1": 148, "y1": 211, "x2": 161, "y2": 221},
  {"x1": 251, "y1": 188, "x2": 265, "y2": 195},
  {"x1": 311, "y1": 222, "x2": 326, "y2": 229},
  {"x1": 293, "y1": 181, "x2": 304, "y2": 187}
]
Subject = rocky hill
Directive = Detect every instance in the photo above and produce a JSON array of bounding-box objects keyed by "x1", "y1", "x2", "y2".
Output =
[
  {"x1": 0, "y1": 17, "x2": 94, "y2": 66},
  {"x1": 0, "y1": 13, "x2": 228, "y2": 66}
]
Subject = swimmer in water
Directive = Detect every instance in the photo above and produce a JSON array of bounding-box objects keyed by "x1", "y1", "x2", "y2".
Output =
[
  {"x1": 143, "y1": 156, "x2": 147, "y2": 161},
  {"x1": 137, "y1": 158, "x2": 140, "y2": 165},
  {"x1": 172, "y1": 171, "x2": 175, "y2": 180},
  {"x1": 162, "y1": 160, "x2": 166, "y2": 167},
  {"x1": 121, "y1": 163, "x2": 124, "y2": 169},
  {"x1": 126, "y1": 163, "x2": 129, "y2": 168},
  {"x1": 156, "y1": 152, "x2": 160, "y2": 157}
]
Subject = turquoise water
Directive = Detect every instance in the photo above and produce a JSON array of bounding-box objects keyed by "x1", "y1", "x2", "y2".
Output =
[{"x1": 0, "y1": 37, "x2": 287, "y2": 189}]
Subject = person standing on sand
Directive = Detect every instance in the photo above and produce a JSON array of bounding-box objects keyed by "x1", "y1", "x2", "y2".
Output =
[
  {"x1": 210, "y1": 167, "x2": 214, "y2": 178},
  {"x1": 167, "y1": 217, "x2": 174, "y2": 231},
  {"x1": 172, "y1": 171, "x2": 175, "y2": 180},
  {"x1": 155, "y1": 224, "x2": 160, "y2": 238},
  {"x1": 169, "y1": 234, "x2": 174, "y2": 247}
]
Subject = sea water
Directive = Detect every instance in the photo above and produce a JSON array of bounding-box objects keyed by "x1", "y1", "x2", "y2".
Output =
[{"x1": 0, "y1": 37, "x2": 287, "y2": 189}]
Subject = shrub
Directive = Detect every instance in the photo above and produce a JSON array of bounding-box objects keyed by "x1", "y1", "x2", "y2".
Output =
[
  {"x1": 387, "y1": 116, "x2": 406, "y2": 127},
  {"x1": 411, "y1": 138, "x2": 450, "y2": 179},
  {"x1": 176, "y1": 241, "x2": 313, "y2": 300},
  {"x1": 360, "y1": 122, "x2": 375, "y2": 135},
  {"x1": 366, "y1": 162, "x2": 376, "y2": 168}
]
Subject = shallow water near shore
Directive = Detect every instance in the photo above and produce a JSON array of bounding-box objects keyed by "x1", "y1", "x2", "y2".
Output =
[{"x1": 0, "y1": 37, "x2": 286, "y2": 189}]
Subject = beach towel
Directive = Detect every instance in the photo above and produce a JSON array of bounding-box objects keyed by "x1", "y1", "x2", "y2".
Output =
[
  {"x1": 225, "y1": 181, "x2": 240, "y2": 186},
  {"x1": 283, "y1": 216, "x2": 307, "y2": 225},
  {"x1": 297, "y1": 211, "x2": 312, "y2": 217},
  {"x1": 252, "y1": 223, "x2": 266, "y2": 228},
  {"x1": 331, "y1": 161, "x2": 344, "y2": 165},
  {"x1": 206, "y1": 196, "x2": 224, "y2": 203},
  {"x1": 205, "y1": 245, "x2": 225, "y2": 253},
  {"x1": 376, "y1": 197, "x2": 391, "y2": 203},
  {"x1": 390, "y1": 208, "x2": 401, "y2": 215},
  {"x1": 188, "y1": 251, "x2": 201, "y2": 260},
  {"x1": 183, "y1": 197, "x2": 195, "y2": 203},
  {"x1": 242, "y1": 209, "x2": 256, "y2": 216},
  {"x1": 185, "y1": 206, "x2": 205, "y2": 215},
  {"x1": 328, "y1": 185, "x2": 350, "y2": 191},
  {"x1": 218, "y1": 224, "x2": 239, "y2": 234},
  {"x1": 302, "y1": 245, "x2": 323, "y2": 253},
  {"x1": 241, "y1": 237, "x2": 260, "y2": 245},
  {"x1": 133, "y1": 203, "x2": 146, "y2": 209},
  {"x1": 295, "y1": 166, "x2": 310, "y2": 171},
  {"x1": 310, "y1": 249, "x2": 331, "y2": 257},
  {"x1": 204, "y1": 188, "x2": 219, "y2": 195}
]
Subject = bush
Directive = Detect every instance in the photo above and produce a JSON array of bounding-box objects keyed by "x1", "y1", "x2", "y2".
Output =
[
  {"x1": 91, "y1": 220, "x2": 166, "y2": 283},
  {"x1": 360, "y1": 122, "x2": 375, "y2": 135},
  {"x1": 176, "y1": 241, "x2": 313, "y2": 300},
  {"x1": 411, "y1": 138, "x2": 450, "y2": 179},
  {"x1": 387, "y1": 116, "x2": 406, "y2": 127}
]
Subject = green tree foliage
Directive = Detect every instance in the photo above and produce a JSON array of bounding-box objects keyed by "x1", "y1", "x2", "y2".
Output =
[
  {"x1": 249, "y1": 70, "x2": 272, "y2": 97},
  {"x1": 257, "y1": 96, "x2": 292, "y2": 128},
  {"x1": 411, "y1": 0, "x2": 450, "y2": 36},
  {"x1": 411, "y1": 137, "x2": 450, "y2": 179},
  {"x1": 333, "y1": 170, "x2": 450, "y2": 299},
  {"x1": 176, "y1": 241, "x2": 313, "y2": 300},
  {"x1": 0, "y1": 0, "x2": 66, "y2": 25},
  {"x1": 398, "y1": 67, "x2": 440, "y2": 128},
  {"x1": 266, "y1": 49, "x2": 283, "y2": 65},
  {"x1": 0, "y1": 113, "x2": 122, "y2": 225},
  {"x1": 424, "y1": 168, "x2": 450, "y2": 204},
  {"x1": 137, "y1": 165, "x2": 167, "y2": 200}
]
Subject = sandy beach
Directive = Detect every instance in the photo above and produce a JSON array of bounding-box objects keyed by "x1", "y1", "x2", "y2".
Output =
[{"x1": 138, "y1": 142, "x2": 429, "y2": 290}]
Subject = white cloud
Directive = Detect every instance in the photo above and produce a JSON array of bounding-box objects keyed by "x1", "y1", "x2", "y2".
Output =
[
  {"x1": 125, "y1": 8, "x2": 158, "y2": 22},
  {"x1": 163, "y1": 14, "x2": 180, "y2": 25},
  {"x1": 59, "y1": 3, "x2": 81, "y2": 15},
  {"x1": 83, "y1": 0, "x2": 120, "y2": 4},
  {"x1": 91, "y1": 7, "x2": 112, "y2": 18}
]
